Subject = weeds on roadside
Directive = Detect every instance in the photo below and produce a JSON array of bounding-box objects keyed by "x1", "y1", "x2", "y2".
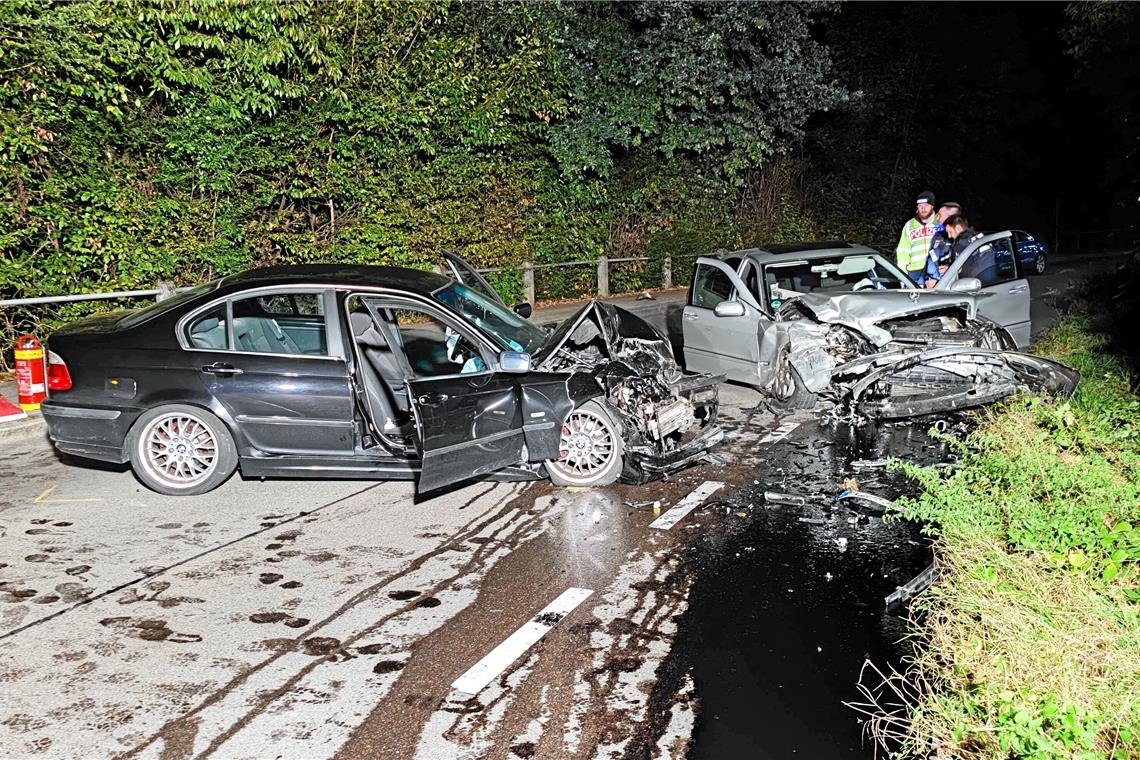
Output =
[{"x1": 862, "y1": 305, "x2": 1140, "y2": 759}]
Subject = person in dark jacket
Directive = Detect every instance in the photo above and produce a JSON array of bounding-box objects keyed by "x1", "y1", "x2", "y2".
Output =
[
  {"x1": 923, "y1": 201, "x2": 962, "y2": 288},
  {"x1": 945, "y1": 214, "x2": 993, "y2": 284}
]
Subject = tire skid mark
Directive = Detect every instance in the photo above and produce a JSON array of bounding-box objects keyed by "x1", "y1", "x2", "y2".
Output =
[
  {"x1": 202, "y1": 493, "x2": 552, "y2": 757},
  {"x1": 123, "y1": 481, "x2": 551, "y2": 759},
  {"x1": 0, "y1": 483, "x2": 384, "y2": 643},
  {"x1": 202, "y1": 488, "x2": 550, "y2": 755},
  {"x1": 404, "y1": 543, "x2": 689, "y2": 760}
]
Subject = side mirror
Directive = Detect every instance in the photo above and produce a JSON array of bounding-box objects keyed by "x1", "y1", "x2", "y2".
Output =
[
  {"x1": 951, "y1": 277, "x2": 982, "y2": 292},
  {"x1": 713, "y1": 301, "x2": 746, "y2": 318},
  {"x1": 499, "y1": 351, "x2": 531, "y2": 373},
  {"x1": 512, "y1": 302, "x2": 533, "y2": 319}
]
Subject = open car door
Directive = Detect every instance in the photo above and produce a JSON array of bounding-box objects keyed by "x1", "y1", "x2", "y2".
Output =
[
  {"x1": 935, "y1": 231, "x2": 1031, "y2": 348},
  {"x1": 682, "y1": 257, "x2": 766, "y2": 385},
  {"x1": 407, "y1": 372, "x2": 527, "y2": 493},
  {"x1": 440, "y1": 252, "x2": 508, "y2": 308}
]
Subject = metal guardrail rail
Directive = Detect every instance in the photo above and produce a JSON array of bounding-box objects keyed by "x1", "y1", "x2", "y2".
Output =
[
  {"x1": 0, "y1": 253, "x2": 706, "y2": 310},
  {"x1": 1, "y1": 230, "x2": 1127, "y2": 310}
]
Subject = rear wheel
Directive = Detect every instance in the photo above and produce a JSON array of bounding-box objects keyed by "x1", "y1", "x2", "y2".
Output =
[
  {"x1": 128, "y1": 405, "x2": 237, "y2": 495},
  {"x1": 546, "y1": 401, "x2": 623, "y2": 487},
  {"x1": 1033, "y1": 252, "x2": 1047, "y2": 275}
]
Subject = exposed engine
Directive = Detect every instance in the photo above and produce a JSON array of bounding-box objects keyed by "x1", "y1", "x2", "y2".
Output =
[{"x1": 541, "y1": 303, "x2": 720, "y2": 475}]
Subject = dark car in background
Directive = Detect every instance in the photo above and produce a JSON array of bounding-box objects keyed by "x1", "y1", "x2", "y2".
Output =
[
  {"x1": 40, "y1": 257, "x2": 722, "y2": 496},
  {"x1": 1013, "y1": 229, "x2": 1048, "y2": 274}
]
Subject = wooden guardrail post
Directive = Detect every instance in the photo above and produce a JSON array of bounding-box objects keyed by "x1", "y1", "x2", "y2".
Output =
[
  {"x1": 662, "y1": 255, "x2": 672, "y2": 289},
  {"x1": 522, "y1": 261, "x2": 535, "y2": 305},
  {"x1": 597, "y1": 255, "x2": 609, "y2": 297}
]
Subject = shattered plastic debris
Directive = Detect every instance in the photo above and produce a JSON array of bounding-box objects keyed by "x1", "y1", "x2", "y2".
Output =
[
  {"x1": 885, "y1": 562, "x2": 938, "y2": 609},
  {"x1": 834, "y1": 537, "x2": 848, "y2": 553},
  {"x1": 637, "y1": 291, "x2": 656, "y2": 300},
  {"x1": 763, "y1": 491, "x2": 809, "y2": 507},
  {"x1": 835, "y1": 489, "x2": 893, "y2": 514},
  {"x1": 797, "y1": 517, "x2": 827, "y2": 525}
]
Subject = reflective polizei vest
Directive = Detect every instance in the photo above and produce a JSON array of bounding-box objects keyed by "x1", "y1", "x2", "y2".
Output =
[{"x1": 896, "y1": 216, "x2": 938, "y2": 272}]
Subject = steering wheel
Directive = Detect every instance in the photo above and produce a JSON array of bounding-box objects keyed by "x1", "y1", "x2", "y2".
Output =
[{"x1": 852, "y1": 277, "x2": 875, "y2": 291}]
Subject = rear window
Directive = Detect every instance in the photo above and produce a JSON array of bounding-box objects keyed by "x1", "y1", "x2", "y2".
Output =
[{"x1": 116, "y1": 281, "x2": 219, "y2": 329}]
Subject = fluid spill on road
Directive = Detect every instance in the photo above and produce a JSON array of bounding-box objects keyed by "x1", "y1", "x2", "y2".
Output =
[{"x1": 666, "y1": 415, "x2": 963, "y2": 759}]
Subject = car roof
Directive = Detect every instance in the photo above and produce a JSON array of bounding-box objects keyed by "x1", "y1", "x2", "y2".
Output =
[
  {"x1": 217, "y1": 264, "x2": 452, "y2": 295},
  {"x1": 719, "y1": 241, "x2": 880, "y2": 265}
]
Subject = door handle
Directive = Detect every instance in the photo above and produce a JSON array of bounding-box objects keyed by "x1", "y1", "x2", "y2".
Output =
[
  {"x1": 1008, "y1": 285, "x2": 1028, "y2": 294},
  {"x1": 201, "y1": 363, "x2": 243, "y2": 375},
  {"x1": 683, "y1": 312, "x2": 700, "y2": 320},
  {"x1": 417, "y1": 392, "x2": 450, "y2": 406}
]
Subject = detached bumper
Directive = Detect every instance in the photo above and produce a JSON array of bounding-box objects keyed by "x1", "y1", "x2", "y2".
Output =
[{"x1": 624, "y1": 423, "x2": 725, "y2": 481}]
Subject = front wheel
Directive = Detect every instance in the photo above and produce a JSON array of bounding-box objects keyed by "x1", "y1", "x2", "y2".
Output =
[
  {"x1": 767, "y1": 349, "x2": 818, "y2": 412},
  {"x1": 128, "y1": 404, "x2": 238, "y2": 495},
  {"x1": 546, "y1": 401, "x2": 624, "y2": 487}
]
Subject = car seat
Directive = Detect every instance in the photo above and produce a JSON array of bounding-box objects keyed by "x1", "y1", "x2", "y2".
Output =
[
  {"x1": 233, "y1": 316, "x2": 303, "y2": 354},
  {"x1": 189, "y1": 317, "x2": 227, "y2": 350},
  {"x1": 349, "y1": 311, "x2": 410, "y2": 418}
]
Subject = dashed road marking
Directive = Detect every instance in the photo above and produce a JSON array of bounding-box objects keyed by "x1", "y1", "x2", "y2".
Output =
[
  {"x1": 33, "y1": 486, "x2": 103, "y2": 504},
  {"x1": 759, "y1": 421, "x2": 799, "y2": 444},
  {"x1": 649, "y1": 481, "x2": 724, "y2": 530},
  {"x1": 450, "y1": 587, "x2": 593, "y2": 699}
]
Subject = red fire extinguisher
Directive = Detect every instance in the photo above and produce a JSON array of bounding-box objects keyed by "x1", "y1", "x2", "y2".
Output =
[{"x1": 15, "y1": 335, "x2": 46, "y2": 411}]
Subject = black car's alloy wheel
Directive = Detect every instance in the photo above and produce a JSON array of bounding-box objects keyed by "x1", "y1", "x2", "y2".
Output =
[
  {"x1": 129, "y1": 404, "x2": 237, "y2": 495},
  {"x1": 547, "y1": 401, "x2": 623, "y2": 487},
  {"x1": 1034, "y1": 252, "x2": 1047, "y2": 275}
]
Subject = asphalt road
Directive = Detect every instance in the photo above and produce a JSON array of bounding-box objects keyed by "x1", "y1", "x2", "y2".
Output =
[{"x1": 0, "y1": 250, "x2": 1129, "y2": 759}]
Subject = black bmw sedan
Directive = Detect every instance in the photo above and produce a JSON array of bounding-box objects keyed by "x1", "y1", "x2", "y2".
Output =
[{"x1": 41, "y1": 257, "x2": 723, "y2": 496}]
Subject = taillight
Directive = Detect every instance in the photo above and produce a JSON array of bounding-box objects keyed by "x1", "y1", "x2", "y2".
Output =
[{"x1": 46, "y1": 350, "x2": 72, "y2": 391}]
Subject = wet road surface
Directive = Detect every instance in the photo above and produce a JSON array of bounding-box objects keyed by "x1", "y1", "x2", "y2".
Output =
[{"x1": 0, "y1": 381, "x2": 957, "y2": 759}]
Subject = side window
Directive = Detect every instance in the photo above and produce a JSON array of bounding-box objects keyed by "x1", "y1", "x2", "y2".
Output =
[
  {"x1": 256, "y1": 293, "x2": 324, "y2": 317},
  {"x1": 380, "y1": 303, "x2": 487, "y2": 377},
  {"x1": 690, "y1": 263, "x2": 735, "y2": 309},
  {"x1": 230, "y1": 290, "x2": 329, "y2": 356},
  {"x1": 961, "y1": 239, "x2": 1018, "y2": 287},
  {"x1": 186, "y1": 305, "x2": 228, "y2": 350}
]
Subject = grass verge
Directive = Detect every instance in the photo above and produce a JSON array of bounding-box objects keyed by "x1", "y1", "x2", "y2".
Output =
[{"x1": 861, "y1": 304, "x2": 1140, "y2": 759}]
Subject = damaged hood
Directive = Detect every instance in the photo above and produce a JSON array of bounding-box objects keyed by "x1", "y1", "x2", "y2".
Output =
[
  {"x1": 533, "y1": 300, "x2": 671, "y2": 370},
  {"x1": 786, "y1": 291, "x2": 979, "y2": 347}
]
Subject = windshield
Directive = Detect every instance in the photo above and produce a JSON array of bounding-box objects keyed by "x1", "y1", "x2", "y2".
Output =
[
  {"x1": 432, "y1": 282, "x2": 546, "y2": 355},
  {"x1": 116, "y1": 281, "x2": 220, "y2": 329},
  {"x1": 762, "y1": 252, "x2": 912, "y2": 308}
]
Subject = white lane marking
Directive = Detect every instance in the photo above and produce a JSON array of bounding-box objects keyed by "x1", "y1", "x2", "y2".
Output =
[
  {"x1": 450, "y1": 587, "x2": 593, "y2": 699},
  {"x1": 760, "y1": 421, "x2": 799, "y2": 444},
  {"x1": 649, "y1": 481, "x2": 724, "y2": 530}
]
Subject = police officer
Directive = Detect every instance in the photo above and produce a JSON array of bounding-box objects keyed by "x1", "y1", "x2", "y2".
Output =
[{"x1": 896, "y1": 190, "x2": 938, "y2": 286}]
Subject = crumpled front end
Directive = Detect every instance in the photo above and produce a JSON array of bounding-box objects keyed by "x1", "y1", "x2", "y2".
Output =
[
  {"x1": 769, "y1": 299, "x2": 1077, "y2": 417},
  {"x1": 833, "y1": 347, "x2": 1080, "y2": 419},
  {"x1": 540, "y1": 301, "x2": 723, "y2": 481}
]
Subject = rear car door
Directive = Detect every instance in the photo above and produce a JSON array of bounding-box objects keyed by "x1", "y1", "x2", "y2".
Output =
[
  {"x1": 936, "y1": 231, "x2": 1031, "y2": 347},
  {"x1": 365, "y1": 296, "x2": 527, "y2": 493},
  {"x1": 181, "y1": 288, "x2": 356, "y2": 456},
  {"x1": 682, "y1": 257, "x2": 766, "y2": 384}
]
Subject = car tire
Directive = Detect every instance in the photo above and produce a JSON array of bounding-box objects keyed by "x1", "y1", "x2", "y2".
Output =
[
  {"x1": 971, "y1": 318, "x2": 1017, "y2": 350},
  {"x1": 546, "y1": 400, "x2": 624, "y2": 487},
  {"x1": 127, "y1": 404, "x2": 238, "y2": 496},
  {"x1": 767, "y1": 349, "x2": 818, "y2": 412},
  {"x1": 1033, "y1": 252, "x2": 1047, "y2": 275}
]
